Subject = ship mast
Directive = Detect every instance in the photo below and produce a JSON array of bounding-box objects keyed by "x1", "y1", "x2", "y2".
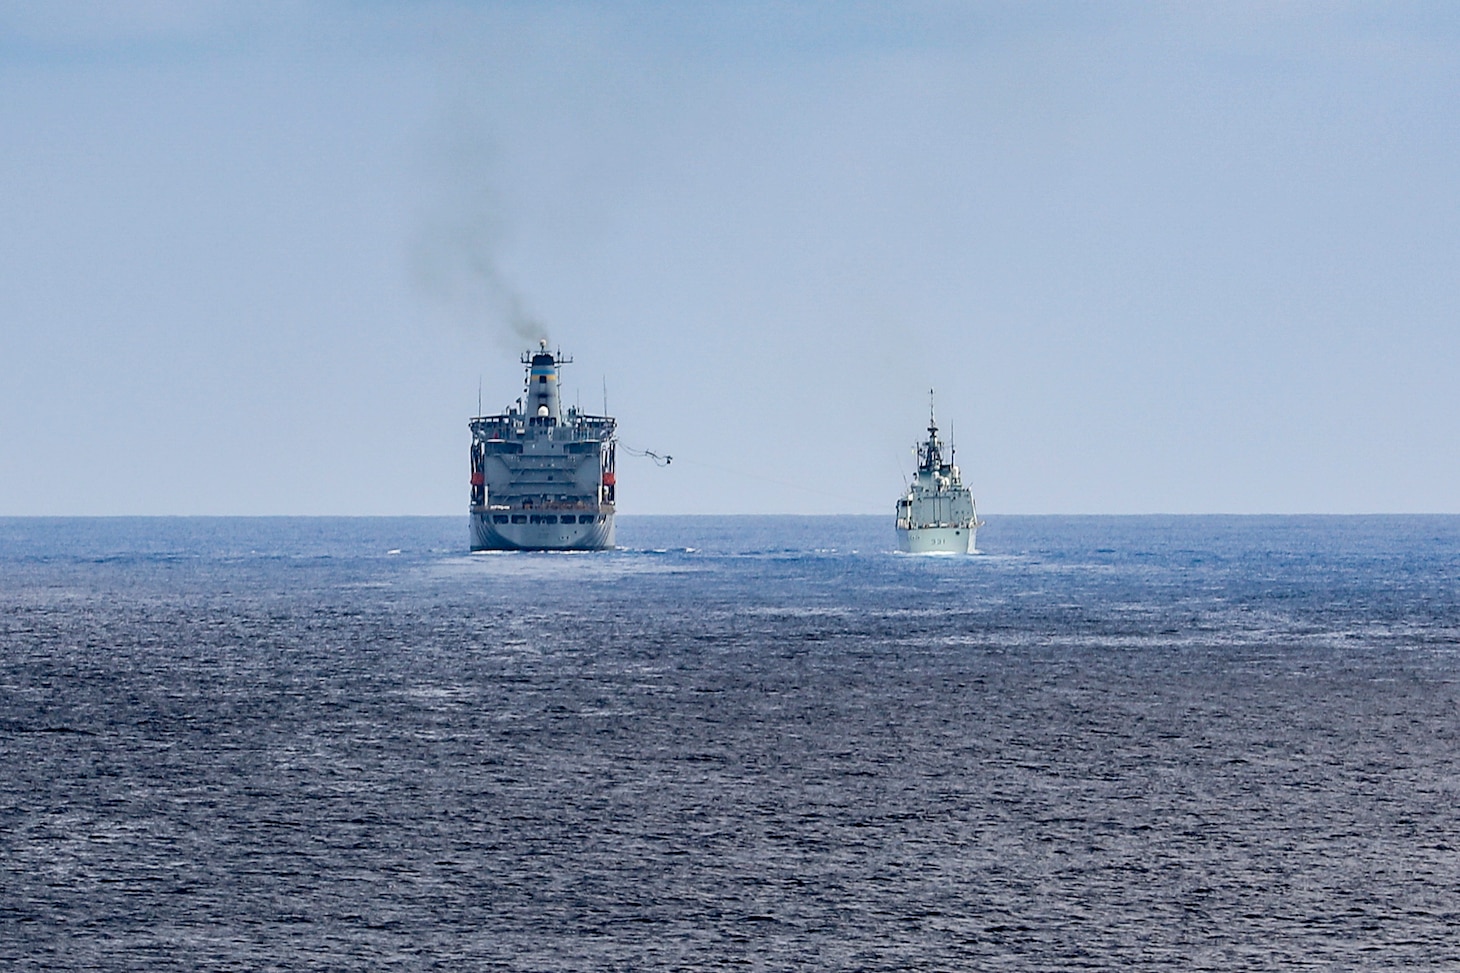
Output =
[{"x1": 921, "y1": 388, "x2": 943, "y2": 473}]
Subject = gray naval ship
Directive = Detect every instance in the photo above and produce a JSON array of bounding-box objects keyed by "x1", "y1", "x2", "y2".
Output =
[
  {"x1": 895, "y1": 394, "x2": 982, "y2": 554},
  {"x1": 469, "y1": 341, "x2": 616, "y2": 551}
]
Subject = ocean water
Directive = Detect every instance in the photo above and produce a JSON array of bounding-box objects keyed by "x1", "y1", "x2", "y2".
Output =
[{"x1": 2, "y1": 514, "x2": 1459, "y2": 970}]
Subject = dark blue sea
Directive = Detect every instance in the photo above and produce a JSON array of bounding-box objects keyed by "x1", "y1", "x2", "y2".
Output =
[{"x1": 3, "y1": 515, "x2": 1459, "y2": 970}]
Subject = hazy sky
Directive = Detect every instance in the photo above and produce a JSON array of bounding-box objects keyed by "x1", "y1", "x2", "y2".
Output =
[{"x1": 3, "y1": 2, "x2": 1457, "y2": 515}]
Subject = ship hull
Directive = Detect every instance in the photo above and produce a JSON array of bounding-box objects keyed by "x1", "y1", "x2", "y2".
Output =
[
  {"x1": 470, "y1": 509, "x2": 616, "y2": 552},
  {"x1": 897, "y1": 525, "x2": 975, "y2": 554}
]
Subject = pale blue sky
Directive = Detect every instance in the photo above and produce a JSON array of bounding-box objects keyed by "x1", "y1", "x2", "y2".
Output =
[{"x1": 2, "y1": 2, "x2": 1457, "y2": 514}]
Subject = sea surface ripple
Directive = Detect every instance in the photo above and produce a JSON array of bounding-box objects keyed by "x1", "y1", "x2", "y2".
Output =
[{"x1": 2, "y1": 515, "x2": 1459, "y2": 970}]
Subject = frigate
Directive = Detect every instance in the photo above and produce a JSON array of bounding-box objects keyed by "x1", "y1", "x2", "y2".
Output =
[
  {"x1": 895, "y1": 394, "x2": 981, "y2": 554},
  {"x1": 469, "y1": 341, "x2": 616, "y2": 551}
]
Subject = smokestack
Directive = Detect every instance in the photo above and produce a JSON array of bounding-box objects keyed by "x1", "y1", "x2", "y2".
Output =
[{"x1": 525, "y1": 339, "x2": 563, "y2": 424}]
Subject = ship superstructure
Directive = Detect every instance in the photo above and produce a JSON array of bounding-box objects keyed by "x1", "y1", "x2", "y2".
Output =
[
  {"x1": 469, "y1": 341, "x2": 616, "y2": 551},
  {"x1": 895, "y1": 394, "x2": 981, "y2": 554}
]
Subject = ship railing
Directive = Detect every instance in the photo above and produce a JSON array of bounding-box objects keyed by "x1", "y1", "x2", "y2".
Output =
[
  {"x1": 470, "y1": 417, "x2": 517, "y2": 439},
  {"x1": 471, "y1": 415, "x2": 615, "y2": 441},
  {"x1": 495, "y1": 501, "x2": 609, "y2": 512}
]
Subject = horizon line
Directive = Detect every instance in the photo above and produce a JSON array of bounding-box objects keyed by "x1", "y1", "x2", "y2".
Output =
[{"x1": 3, "y1": 512, "x2": 1458, "y2": 520}]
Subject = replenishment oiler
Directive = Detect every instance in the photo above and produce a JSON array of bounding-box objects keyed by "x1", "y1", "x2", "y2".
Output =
[
  {"x1": 895, "y1": 394, "x2": 982, "y2": 554},
  {"x1": 469, "y1": 341, "x2": 616, "y2": 551}
]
